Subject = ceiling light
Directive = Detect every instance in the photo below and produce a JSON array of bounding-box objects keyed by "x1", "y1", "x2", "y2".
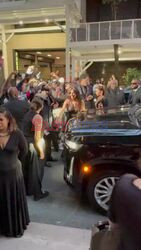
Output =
[
  {"x1": 56, "y1": 57, "x2": 60, "y2": 60},
  {"x1": 47, "y1": 54, "x2": 52, "y2": 57},
  {"x1": 19, "y1": 20, "x2": 23, "y2": 26},
  {"x1": 37, "y1": 52, "x2": 42, "y2": 54},
  {"x1": 45, "y1": 18, "x2": 49, "y2": 24}
]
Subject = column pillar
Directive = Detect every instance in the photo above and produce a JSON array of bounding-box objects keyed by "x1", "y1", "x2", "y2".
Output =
[
  {"x1": 71, "y1": 56, "x2": 75, "y2": 81},
  {"x1": 114, "y1": 44, "x2": 120, "y2": 80},
  {"x1": 65, "y1": 5, "x2": 71, "y2": 82},
  {"x1": 35, "y1": 53, "x2": 38, "y2": 67},
  {"x1": 75, "y1": 59, "x2": 80, "y2": 78},
  {"x1": 1, "y1": 25, "x2": 9, "y2": 79}
]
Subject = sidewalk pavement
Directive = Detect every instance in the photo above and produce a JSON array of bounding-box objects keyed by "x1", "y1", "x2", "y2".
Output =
[{"x1": 0, "y1": 222, "x2": 91, "y2": 250}]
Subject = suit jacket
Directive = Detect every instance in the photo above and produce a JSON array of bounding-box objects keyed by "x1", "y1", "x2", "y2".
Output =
[
  {"x1": 105, "y1": 88, "x2": 125, "y2": 108},
  {"x1": 77, "y1": 84, "x2": 94, "y2": 109},
  {"x1": 128, "y1": 87, "x2": 141, "y2": 105}
]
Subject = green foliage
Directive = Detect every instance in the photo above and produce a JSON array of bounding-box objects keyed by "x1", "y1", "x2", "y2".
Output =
[{"x1": 124, "y1": 68, "x2": 141, "y2": 85}]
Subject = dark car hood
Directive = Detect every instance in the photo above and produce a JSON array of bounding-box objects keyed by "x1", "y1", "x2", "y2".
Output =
[
  {"x1": 66, "y1": 106, "x2": 141, "y2": 137},
  {"x1": 70, "y1": 120, "x2": 140, "y2": 136}
]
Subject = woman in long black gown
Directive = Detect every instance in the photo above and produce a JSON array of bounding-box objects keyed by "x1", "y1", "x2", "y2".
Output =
[
  {"x1": 0, "y1": 107, "x2": 30, "y2": 237},
  {"x1": 22, "y1": 97, "x2": 49, "y2": 201}
]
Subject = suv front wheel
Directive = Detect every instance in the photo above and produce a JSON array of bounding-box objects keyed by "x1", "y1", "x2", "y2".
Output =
[{"x1": 87, "y1": 170, "x2": 122, "y2": 214}]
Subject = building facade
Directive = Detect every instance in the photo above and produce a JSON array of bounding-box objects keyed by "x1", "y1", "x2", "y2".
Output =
[
  {"x1": 69, "y1": 0, "x2": 141, "y2": 80},
  {"x1": 0, "y1": 0, "x2": 141, "y2": 82}
]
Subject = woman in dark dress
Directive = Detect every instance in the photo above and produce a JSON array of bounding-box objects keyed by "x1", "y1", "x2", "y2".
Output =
[
  {"x1": 0, "y1": 107, "x2": 30, "y2": 237},
  {"x1": 59, "y1": 87, "x2": 86, "y2": 121},
  {"x1": 22, "y1": 97, "x2": 49, "y2": 201}
]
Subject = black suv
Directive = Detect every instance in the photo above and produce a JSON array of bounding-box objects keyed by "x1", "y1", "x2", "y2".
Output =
[{"x1": 63, "y1": 106, "x2": 141, "y2": 214}]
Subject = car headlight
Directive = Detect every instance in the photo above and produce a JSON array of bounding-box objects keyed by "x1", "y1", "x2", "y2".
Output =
[{"x1": 65, "y1": 139, "x2": 83, "y2": 151}]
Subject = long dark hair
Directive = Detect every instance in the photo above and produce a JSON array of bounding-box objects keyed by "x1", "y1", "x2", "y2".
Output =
[
  {"x1": 0, "y1": 107, "x2": 17, "y2": 133},
  {"x1": 30, "y1": 97, "x2": 43, "y2": 112},
  {"x1": 0, "y1": 72, "x2": 17, "y2": 98},
  {"x1": 70, "y1": 87, "x2": 82, "y2": 103}
]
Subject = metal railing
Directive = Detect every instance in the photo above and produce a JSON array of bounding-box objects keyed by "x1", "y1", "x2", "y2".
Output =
[
  {"x1": 0, "y1": 0, "x2": 23, "y2": 1},
  {"x1": 70, "y1": 19, "x2": 141, "y2": 42}
]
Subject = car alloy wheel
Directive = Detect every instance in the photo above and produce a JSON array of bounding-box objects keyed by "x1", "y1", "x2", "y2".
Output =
[{"x1": 94, "y1": 176, "x2": 119, "y2": 211}]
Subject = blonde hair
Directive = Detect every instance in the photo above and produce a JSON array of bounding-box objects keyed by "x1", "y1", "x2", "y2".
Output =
[
  {"x1": 107, "y1": 79, "x2": 118, "y2": 89},
  {"x1": 28, "y1": 78, "x2": 38, "y2": 88},
  {"x1": 95, "y1": 84, "x2": 105, "y2": 95}
]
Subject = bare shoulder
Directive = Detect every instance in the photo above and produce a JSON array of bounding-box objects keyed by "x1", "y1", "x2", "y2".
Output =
[
  {"x1": 63, "y1": 98, "x2": 70, "y2": 108},
  {"x1": 32, "y1": 114, "x2": 43, "y2": 123},
  {"x1": 33, "y1": 114, "x2": 42, "y2": 120},
  {"x1": 64, "y1": 98, "x2": 70, "y2": 104}
]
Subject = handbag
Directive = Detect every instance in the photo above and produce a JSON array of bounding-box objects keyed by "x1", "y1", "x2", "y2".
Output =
[{"x1": 89, "y1": 221, "x2": 121, "y2": 250}]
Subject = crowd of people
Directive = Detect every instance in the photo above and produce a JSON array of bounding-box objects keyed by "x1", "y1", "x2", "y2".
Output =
[{"x1": 0, "y1": 65, "x2": 141, "y2": 241}]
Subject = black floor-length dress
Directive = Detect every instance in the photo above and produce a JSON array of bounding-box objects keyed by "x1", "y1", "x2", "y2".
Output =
[
  {"x1": 0, "y1": 129, "x2": 30, "y2": 237},
  {"x1": 22, "y1": 110, "x2": 45, "y2": 199}
]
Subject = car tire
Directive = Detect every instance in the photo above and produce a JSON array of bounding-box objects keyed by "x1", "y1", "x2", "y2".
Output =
[{"x1": 87, "y1": 170, "x2": 123, "y2": 215}]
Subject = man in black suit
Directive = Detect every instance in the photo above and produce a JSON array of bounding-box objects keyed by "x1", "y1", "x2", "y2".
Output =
[
  {"x1": 128, "y1": 79, "x2": 141, "y2": 105},
  {"x1": 3, "y1": 87, "x2": 29, "y2": 129},
  {"x1": 77, "y1": 73, "x2": 94, "y2": 109}
]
